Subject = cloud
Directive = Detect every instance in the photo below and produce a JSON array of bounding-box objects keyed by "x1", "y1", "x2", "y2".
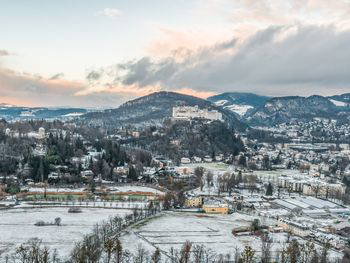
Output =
[
  {"x1": 0, "y1": 52, "x2": 156, "y2": 107},
  {"x1": 146, "y1": 0, "x2": 350, "y2": 58},
  {"x1": 83, "y1": 24, "x2": 350, "y2": 97},
  {"x1": 86, "y1": 70, "x2": 102, "y2": 82},
  {"x1": 96, "y1": 8, "x2": 122, "y2": 18},
  {"x1": 0, "y1": 50, "x2": 10, "y2": 57},
  {"x1": 49, "y1": 72, "x2": 64, "y2": 80},
  {"x1": 2, "y1": 0, "x2": 350, "y2": 107}
]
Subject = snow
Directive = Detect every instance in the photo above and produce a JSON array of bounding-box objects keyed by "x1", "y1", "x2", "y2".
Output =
[
  {"x1": 25, "y1": 187, "x2": 86, "y2": 193},
  {"x1": 180, "y1": 162, "x2": 233, "y2": 172},
  {"x1": 121, "y1": 212, "x2": 252, "y2": 256},
  {"x1": 0, "y1": 207, "x2": 132, "y2": 260},
  {"x1": 283, "y1": 198, "x2": 311, "y2": 209},
  {"x1": 121, "y1": 212, "x2": 342, "y2": 260},
  {"x1": 0, "y1": 103, "x2": 16, "y2": 108},
  {"x1": 63, "y1": 112, "x2": 85, "y2": 117},
  {"x1": 108, "y1": 185, "x2": 165, "y2": 195},
  {"x1": 273, "y1": 199, "x2": 298, "y2": 210},
  {"x1": 214, "y1": 100, "x2": 228, "y2": 106},
  {"x1": 24, "y1": 186, "x2": 165, "y2": 195},
  {"x1": 329, "y1": 99, "x2": 347, "y2": 107},
  {"x1": 224, "y1": 104, "x2": 253, "y2": 116},
  {"x1": 296, "y1": 196, "x2": 339, "y2": 209}
]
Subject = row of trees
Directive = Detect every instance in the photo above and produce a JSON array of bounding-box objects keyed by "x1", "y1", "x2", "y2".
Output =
[{"x1": 2, "y1": 232, "x2": 346, "y2": 263}]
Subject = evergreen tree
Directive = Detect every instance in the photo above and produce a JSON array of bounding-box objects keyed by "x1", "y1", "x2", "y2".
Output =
[
  {"x1": 128, "y1": 165, "x2": 138, "y2": 181},
  {"x1": 266, "y1": 182, "x2": 274, "y2": 196}
]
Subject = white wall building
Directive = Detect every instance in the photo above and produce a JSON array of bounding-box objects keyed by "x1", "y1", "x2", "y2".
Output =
[{"x1": 172, "y1": 106, "x2": 222, "y2": 121}]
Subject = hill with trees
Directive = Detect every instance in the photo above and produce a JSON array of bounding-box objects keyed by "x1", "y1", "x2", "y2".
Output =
[
  {"x1": 124, "y1": 119, "x2": 245, "y2": 163},
  {"x1": 84, "y1": 91, "x2": 247, "y2": 131}
]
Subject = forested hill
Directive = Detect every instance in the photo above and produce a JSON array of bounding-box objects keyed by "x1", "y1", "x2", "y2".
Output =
[
  {"x1": 84, "y1": 91, "x2": 247, "y2": 131},
  {"x1": 246, "y1": 95, "x2": 350, "y2": 126},
  {"x1": 123, "y1": 119, "x2": 245, "y2": 163}
]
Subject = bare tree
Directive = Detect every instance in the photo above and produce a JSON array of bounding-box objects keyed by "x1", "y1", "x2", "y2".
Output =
[
  {"x1": 261, "y1": 234, "x2": 272, "y2": 263},
  {"x1": 179, "y1": 241, "x2": 192, "y2": 263},
  {"x1": 151, "y1": 247, "x2": 161, "y2": 263},
  {"x1": 133, "y1": 244, "x2": 148, "y2": 263}
]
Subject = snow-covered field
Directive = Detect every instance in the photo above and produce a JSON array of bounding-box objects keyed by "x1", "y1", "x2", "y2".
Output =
[
  {"x1": 329, "y1": 99, "x2": 348, "y2": 107},
  {"x1": 24, "y1": 187, "x2": 87, "y2": 193},
  {"x1": 24, "y1": 185, "x2": 164, "y2": 195},
  {"x1": 0, "y1": 207, "x2": 132, "y2": 259},
  {"x1": 253, "y1": 169, "x2": 302, "y2": 182},
  {"x1": 122, "y1": 212, "x2": 279, "y2": 256},
  {"x1": 121, "y1": 212, "x2": 343, "y2": 260},
  {"x1": 180, "y1": 162, "x2": 233, "y2": 172},
  {"x1": 224, "y1": 104, "x2": 253, "y2": 116},
  {"x1": 108, "y1": 185, "x2": 164, "y2": 195}
]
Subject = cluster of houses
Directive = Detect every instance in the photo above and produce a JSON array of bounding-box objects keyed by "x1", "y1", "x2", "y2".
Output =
[
  {"x1": 258, "y1": 118, "x2": 350, "y2": 143},
  {"x1": 5, "y1": 127, "x2": 46, "y2": 140},
  {"x1": 180, "y1": 154, "x2": 226, "y2": 164}
]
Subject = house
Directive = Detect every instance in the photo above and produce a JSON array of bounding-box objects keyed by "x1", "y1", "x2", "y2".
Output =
[
  {"x1": 193, "y1": 156, "x2": 202, "y2": 163},
  {"x1": 278, "y1": 219, "x2": 310, "y2": 237},
  {"x1": 81, "y1": 170, "x2": 94, "y2": 178},
  {"x1": 132, "y1": 131, "x2": 140, "y2": 138},
  {"x1": 181, "y1": 157, "x2": 191, "y2": 164},
  {"x1": 203, "y1": 156, "x2": 213, "y2": 162},
  {"x1": 185, "y1": 196, "x2": 203, "y2": 208},
  {"x1": 202, "y1": 198, "x2": 229, "y2": 214}
]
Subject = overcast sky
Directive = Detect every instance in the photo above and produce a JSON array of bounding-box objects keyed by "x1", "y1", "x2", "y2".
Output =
[{"x1": 1, "y1": 0, "x2": 350, "y2": 107}]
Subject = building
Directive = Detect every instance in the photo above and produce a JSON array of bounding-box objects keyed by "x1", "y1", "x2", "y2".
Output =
[
  {"x1": 38, "y1": 127, "x2": 46, "y2": 139},
  {"x1": 278, "y1": 219, "x2": 311, "y2": 237},
  {"x1": 202, "y1": 198, "x2": 229, "y2": 214},
  {"x1": 181, "y1": 157, "x2": 191, "y2": 164},
  {"x1": 172, "y1": 106, "x2": 222, "y2": 121},
  {"x1": 185, "y1": 196, "x2": 203, "y2": 208}
]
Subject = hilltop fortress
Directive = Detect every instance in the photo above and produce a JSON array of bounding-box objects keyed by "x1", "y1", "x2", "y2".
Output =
[{"x1": 172, "y1": 105, "x2": 222, "y2": 121}]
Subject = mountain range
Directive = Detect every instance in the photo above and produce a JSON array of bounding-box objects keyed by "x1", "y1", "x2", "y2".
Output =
[
  {"x1": 0, "y1": 105, "x2": 89, "y2": 121},
  {"x1": 208, "y1": 92, "x2": 350, "y2": 125},
  {"x1": 1, "y1": 91, "x2": 349, "y2": 128}
]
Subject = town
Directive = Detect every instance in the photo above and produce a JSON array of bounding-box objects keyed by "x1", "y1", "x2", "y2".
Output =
[
  {"x1": 0, "y1": 101, "x2": 349, "y2": 263},
  {"x1": 3, "y1": 0, "x2": 350, "y2": 261}
]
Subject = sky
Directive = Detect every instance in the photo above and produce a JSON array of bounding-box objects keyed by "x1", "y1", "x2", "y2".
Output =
[{"x1": 1, "y1": 0, "x2": 350, "y2": 107}]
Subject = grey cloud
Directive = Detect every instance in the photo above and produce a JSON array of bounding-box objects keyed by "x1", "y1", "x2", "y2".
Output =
[
  {"x1": 49, "y1": 72, "x2": 64, "y2": 80},
  {"x1": 0, "y1": 67, "x2": 129, "y2": 107},
  {"x1": 92, "y1": 25, "x2": 350, "y2": 96},
  {"x1": 86, "y1": 70, "x2": 102, "y2": 81},
  {"x1": 117, "y1": 57, "x2": 178, "y2": 87},
  {"x1": 0, "y1": 54, "x2": 131, "y2": 107}
]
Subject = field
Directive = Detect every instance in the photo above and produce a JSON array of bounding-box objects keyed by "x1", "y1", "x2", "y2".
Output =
[
  {"x1": 0, "y1": 207, "x2": 132, "y2": 260},
  {"x1": 121, "y1": 212, "x2": 263, "y2": 256},
  {"x1": 181, "y1": 162, "x2": 233, "y2": 172},
  {"x1": 120, "y1": 212, "x2": 343, "y2": 260}
]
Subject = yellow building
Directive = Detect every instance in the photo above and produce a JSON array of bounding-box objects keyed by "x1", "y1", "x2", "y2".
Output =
[
  {"x1": 185, "y1": 197, "x2": 203, "y2": 208},
  {"x1": 203, "y1": 203, "x2": 229, "y2": 214}
]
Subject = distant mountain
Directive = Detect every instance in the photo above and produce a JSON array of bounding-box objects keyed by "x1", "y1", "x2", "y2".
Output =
[
  {"x1": 207, "y1": 92, "x2": 270, "y2": 118},
  {"x1": 328, "y1": 93, "x2": 350, "y2": 104},
  {"x1": 0, "y1": 106, "x2": 89, "y2": 121},
  {"x1": 85, "y1": 91, "x2": 247, "y2": 130},
  {"x1": 246, "y1": 94, "x2": 350, "y2": 126}
]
